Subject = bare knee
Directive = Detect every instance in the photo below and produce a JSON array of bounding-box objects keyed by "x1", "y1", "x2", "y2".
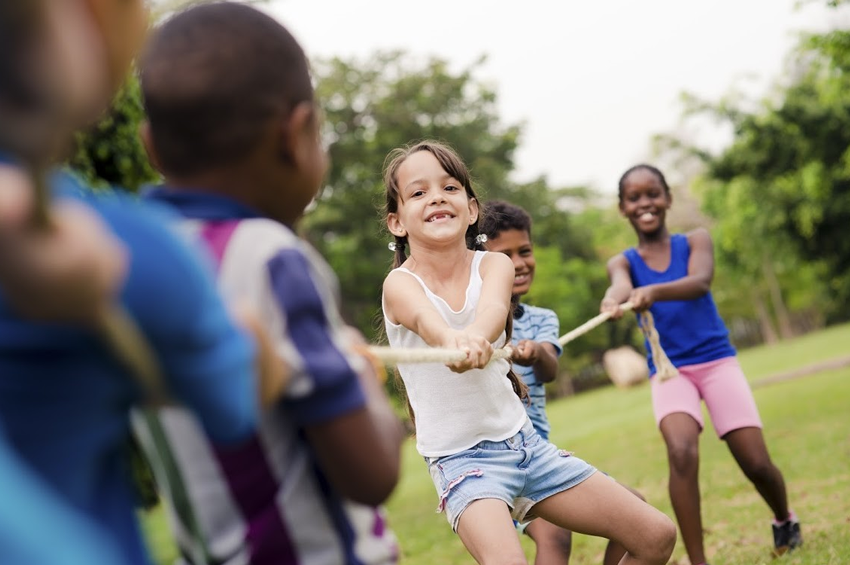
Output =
[
  {"x1": 638, "y1": 512, "x2": 677, "y2": 563},
  {"x1": 551, "y1": 528, "x2": 573, "y2": 557},
  {"x1": 536, "y1": 528, "x2": 572, "y2": 557},
  {"x1": 666, "y1": 441, "x2": 699, "y2": 476}
]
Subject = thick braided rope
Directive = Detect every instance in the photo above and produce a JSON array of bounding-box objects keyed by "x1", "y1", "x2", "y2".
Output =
[
  {"x1": 365, "y1": 344, "x2": 515, "y2": 366},
  {"x1": 367, "y1": 301, "x2": 678, "y2": 382},
  {"x1": 637, "y1": 310, "x2": 679, "y2": 382}
]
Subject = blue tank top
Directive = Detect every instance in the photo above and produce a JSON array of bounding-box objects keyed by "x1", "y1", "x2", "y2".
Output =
[{"x1": 624, "y1": 233, "x2": 735, "y2": 376}]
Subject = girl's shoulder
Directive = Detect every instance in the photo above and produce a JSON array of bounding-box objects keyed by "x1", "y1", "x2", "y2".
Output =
[
  {"x1": 479, "y1": 249, "x2": 513, "y2": 270},
  {"x1": 607, "y1": 251, "x2": 630, "y2": 268},
  {"x1": 383, "y1": 265, "x2": 418, "y2": 292},
  {"x1": 478, "y1": 249, "x2": 514, "y2": 282},
  {"x1": 683, "y1": 227, "x2": 712, "y2": 250}
]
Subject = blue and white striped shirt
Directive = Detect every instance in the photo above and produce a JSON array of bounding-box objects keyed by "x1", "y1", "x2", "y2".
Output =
[{"x1": 512, "y1": 303, "x2": 562, "y2": 441}]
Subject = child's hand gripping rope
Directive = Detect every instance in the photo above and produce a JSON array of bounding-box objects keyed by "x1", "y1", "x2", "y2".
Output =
[
  {"x1": 28, "y1": 173, "x2": 169, "y2": 403},
  {"x1": 368, "y1": 300, "x2": 678, "y2": 382}
]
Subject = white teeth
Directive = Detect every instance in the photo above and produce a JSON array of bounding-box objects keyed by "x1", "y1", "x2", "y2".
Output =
[{"x1": 640, "y1": 212, "x2": 654, "y2": 221}]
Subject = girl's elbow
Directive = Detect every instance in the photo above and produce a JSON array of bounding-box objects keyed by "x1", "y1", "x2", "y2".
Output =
[{"x1": 341, "y1": 464, "x2": 401, "y2": 506}]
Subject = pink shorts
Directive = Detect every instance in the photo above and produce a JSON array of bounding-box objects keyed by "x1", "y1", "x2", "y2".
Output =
[{"x1": 651, "y1": 356, "x2": 762, "y2": 438}]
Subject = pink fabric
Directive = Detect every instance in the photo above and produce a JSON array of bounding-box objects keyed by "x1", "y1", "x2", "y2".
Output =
[{"x1": 651, "y1": 356, "x2": 762, "y2": 438}]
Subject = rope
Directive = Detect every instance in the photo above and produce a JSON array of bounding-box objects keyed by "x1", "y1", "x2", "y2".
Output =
[
  {"x1": 637, "y1": 310, "x2": 679, "y2": 382},
  {"x1": 557, "y1": 302, "x2": 634, "y2": 347},
  {"x1": 366, "y1": 344, "x2": 514, "y2": 366},
  {"x1": 366, "y1": 300, "x2": 679, "y2": 382}
]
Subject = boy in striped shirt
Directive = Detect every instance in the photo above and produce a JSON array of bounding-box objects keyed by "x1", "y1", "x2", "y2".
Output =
[{"x1": 136, "y1": 4, "x2": 403, "y2": 564}]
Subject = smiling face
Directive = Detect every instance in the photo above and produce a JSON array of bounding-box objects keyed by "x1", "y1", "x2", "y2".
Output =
[
  {"x1": 485, "y1": 228, "x2": 535, "y2": 296},
  {"x1": 387, "y1": 150, "x2": 478, "y2": 248},
  {"x1": 619, "y1": 167, "x2": 672, "y2": 237}
]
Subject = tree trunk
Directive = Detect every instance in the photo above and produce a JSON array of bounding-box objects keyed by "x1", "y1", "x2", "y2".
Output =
[
  {"x1": 762, "y1": 256, "x2": 794, "y2": 339},
  {"x1": 753, "y1": 291, "x2": 779, "y2": 345}
]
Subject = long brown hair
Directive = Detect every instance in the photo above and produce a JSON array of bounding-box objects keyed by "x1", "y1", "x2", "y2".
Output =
[{"x1": 380, "y1": 140, "x2": 528, "y2": 423}]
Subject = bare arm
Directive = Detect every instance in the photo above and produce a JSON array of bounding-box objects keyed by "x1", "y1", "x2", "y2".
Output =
[
  {"x1": 304, "y1": 342, "x2": 404, "y2": 506},
  {"x1": 467, "y1": 252, "x2": 514, "y2": 343},
  {"x1": 600, "y1": 253, "x2": 633, "y2": 319},
  {"x1": 384, "y1": 262, "x2": 500, "y2": 373},
  {"x1": 268, "y1": 253, "x2": 402, "y2": 506},
  {"x1": 383, "y1": 270, "x2": 451, "y2": 347}
]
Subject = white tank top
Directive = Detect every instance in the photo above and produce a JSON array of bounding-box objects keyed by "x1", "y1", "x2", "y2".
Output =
[{"x1": 383, "y1": 250, "x2": 528, "y2": 457}]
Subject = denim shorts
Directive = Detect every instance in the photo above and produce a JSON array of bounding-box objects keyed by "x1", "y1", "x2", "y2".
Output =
[{"x1": 425, "y1": 419, "x2": 597, "y2": 531}]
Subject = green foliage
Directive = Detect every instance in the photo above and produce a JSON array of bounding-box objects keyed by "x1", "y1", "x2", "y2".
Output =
[
  {"x1": 652, "y1": 5, "x2": 850, "y2": 330},
  {"x1": 305, "y1": 52, "x2": 520, "y2": 334},
  {"x1": 306, "y1": 52, "x2": 598, "y2": 341},
  {"x1": 68, "y1": 75, "x2": 159, "y2": 192}
]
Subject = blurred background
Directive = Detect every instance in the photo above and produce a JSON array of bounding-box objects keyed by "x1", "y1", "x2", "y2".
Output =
[{"x1": 85, "y1": 0, "x2": 850, "y2": 396}]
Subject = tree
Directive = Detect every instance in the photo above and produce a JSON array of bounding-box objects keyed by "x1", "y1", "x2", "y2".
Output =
[
  {"x1": 306, "y1": 52, "x2": 520, "y2": 335},
  {"x1": 648, "y1": 4, "x2": 850, "y2": 329},
  {"x1": 68, "y1": 75, "x2": 158, "y2": 192}
]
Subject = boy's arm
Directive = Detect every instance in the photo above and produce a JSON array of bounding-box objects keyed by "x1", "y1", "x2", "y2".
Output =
[
  {"x1": 269, "y1": 250, "x2": 402, "y2": 506},
  {"x1": 629, "y1": 229, "x2": 714, "y2": 310},
  {"x1": 513, "y1": 340, "x2": 559, "y2": 383},
  {"x1": 512, "y1": 309, "x2": 561, "y2": 383},
  {"x1": 229, "y1": 303, "x2": 289, "y2": 407},
  {"x1": 303, "y1": 338, "x2": 403, "y2": 506},
  {"x1": 600, "y1": 253, "x2": 633, "y2": 319}
]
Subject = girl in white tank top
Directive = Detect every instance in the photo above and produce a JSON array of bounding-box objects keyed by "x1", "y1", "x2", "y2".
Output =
[{"x1": 379, "y1": 141, "x2": 676, "y2": 564}]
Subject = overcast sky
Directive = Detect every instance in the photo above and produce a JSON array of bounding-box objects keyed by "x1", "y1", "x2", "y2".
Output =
[{"x1": 262, "y1": 1, "x2": 837, "y2": 193}]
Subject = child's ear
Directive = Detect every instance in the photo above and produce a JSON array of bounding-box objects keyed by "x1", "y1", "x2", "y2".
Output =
[
  {"x1": 468, "y1": 197, "x2": 479, "y2": 225},
  {"x1": 386, "y1": 213, "x2": 407, "y2": 238},
  {"x1": 280, "y1": 101, "x2": 318, "y2": 168},
  {"x1": 138, "y1": 120, "x2": 163, "y2": 174}
]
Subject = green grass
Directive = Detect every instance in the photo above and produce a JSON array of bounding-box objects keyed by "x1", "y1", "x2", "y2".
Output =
[{"x1": 141, "y1": 323, "x2": 850, "y2": 564}]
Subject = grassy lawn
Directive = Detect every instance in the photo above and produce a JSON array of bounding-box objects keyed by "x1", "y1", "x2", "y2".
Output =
[{"x1": 141, "y1": 323, "x2": 850, "y2": 564}]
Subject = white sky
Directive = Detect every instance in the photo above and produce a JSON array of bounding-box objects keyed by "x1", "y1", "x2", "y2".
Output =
[{"x1": 263, "y1": 0, "x2": 836, "y2": 193}]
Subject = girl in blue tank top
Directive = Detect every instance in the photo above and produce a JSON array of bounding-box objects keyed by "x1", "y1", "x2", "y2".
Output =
[{"x1": 600, "y1": 164, "x2": 802, "y2": 565}]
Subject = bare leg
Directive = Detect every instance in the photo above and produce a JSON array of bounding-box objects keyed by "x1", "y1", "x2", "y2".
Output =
[
  {"x1": 532, "y1": 472, "x2": 676, "y2": 565},
  {"x1": 602, "y1": 483, "x2": 645, "y2": 565},
  {"x1": 456, "y1": 498, "x2": 528, "y2": 565},
  {"x1": 659, "y1": 413, "x2": 705, "y2": 565},
  {"x1": 525, "y1": 519, "x2": 572, "y2": 565},
  {"x1": 724, "y1": 427, "x2": 789, "y2": 521}
]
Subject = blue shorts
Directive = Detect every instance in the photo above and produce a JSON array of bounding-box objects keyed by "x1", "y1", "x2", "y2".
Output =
[{"x1": 425, "y1": 420, "x2": 597, "y2": 531}]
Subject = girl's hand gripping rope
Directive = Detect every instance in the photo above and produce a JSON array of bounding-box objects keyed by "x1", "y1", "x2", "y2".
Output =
[{"x1": 442, "y1": 329, "x2": 493, "y2": 373}]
